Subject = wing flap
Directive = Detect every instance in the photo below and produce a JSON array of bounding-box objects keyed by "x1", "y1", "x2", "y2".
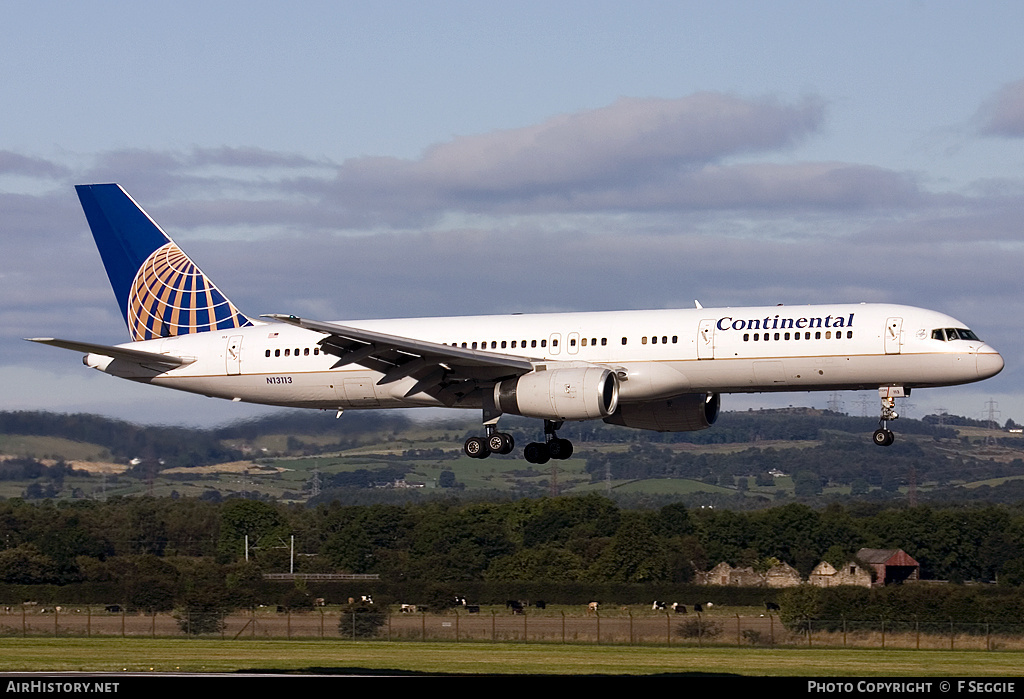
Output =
[{"x1": 261, "y1": 314, "x2": 536, "y2": 393}]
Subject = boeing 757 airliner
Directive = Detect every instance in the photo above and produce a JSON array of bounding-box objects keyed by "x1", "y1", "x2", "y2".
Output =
[{"x1": 29, "y1": 184, "x2": 1004, "y2": 462}]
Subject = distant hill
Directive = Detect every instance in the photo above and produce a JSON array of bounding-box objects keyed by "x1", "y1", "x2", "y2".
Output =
[{"x1": 2, "y1": 408, "x2": 1023, "y2": 506}]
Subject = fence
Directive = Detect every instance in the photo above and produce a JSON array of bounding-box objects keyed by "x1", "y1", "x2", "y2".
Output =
[{"x1": 3, "y1": 606, "x2": 1024, "y2": 650}]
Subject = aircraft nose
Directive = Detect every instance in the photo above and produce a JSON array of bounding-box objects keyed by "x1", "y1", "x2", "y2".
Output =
[{"x1": 976, "y1": 345, "x2": 1004, "y2": 379}]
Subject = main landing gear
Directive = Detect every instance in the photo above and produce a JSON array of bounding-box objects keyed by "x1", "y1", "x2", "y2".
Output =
[
  {"x1": 523, "y1": 420, "x2": 573, "y2": 464},
  {"x1": 463, "y1": 425, "x2": 515, "y2": 459},
  {"x1": 872, "y1": 386, "x2": 906, "y2": 447},
  {"x1": 463, "y1": 419, "x2": 574, "y2": 463}
]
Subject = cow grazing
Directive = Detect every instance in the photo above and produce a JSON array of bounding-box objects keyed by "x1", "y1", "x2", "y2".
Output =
[
  {"x1": 765, "y1": 601, "x2": 780, "y2": 612},
  {"x1": 672, "y1": 603, "x2": 686, "y2": 614},
  {"x1": 652, "y1": 600, "x2": 667, "y2": 610},
  {"x1": 587, "y1": 602, "x2": 600, "y2": 615}
]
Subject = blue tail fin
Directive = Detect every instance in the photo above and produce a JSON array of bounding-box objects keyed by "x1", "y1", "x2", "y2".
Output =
[{"x1": 75, "y1": 184, "x2": 253, "y2": 341}]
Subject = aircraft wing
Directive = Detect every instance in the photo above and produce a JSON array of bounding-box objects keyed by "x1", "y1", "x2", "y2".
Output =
[
  {"x1": 262, "y1": 314, "x2": 538, "y2": 403},
  {"x1": 25, "y1": 338, "x2": 194, "y2": 369}
]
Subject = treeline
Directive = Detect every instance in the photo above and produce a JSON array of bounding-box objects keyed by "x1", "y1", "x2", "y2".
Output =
[{"x1": 2, "y1": 495, "x2": 1023, "y2": 594}]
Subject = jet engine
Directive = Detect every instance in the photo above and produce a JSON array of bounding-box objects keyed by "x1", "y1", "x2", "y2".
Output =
[
  {"x1": 603, "y1": 392, "x2": 720, "y2": 432},
  {"x1": 496, "y1": 367, "x2": 619, "y2": 421}
]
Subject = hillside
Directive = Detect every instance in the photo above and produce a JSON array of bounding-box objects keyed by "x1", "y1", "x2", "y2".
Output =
[{"x1": 1, "y1": 408, "x2": 1023, "y2": 507}]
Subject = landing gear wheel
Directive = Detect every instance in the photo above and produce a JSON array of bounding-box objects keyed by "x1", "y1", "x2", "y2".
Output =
[
  {"x1": 872, "y1": 429, "x2": 895, "y2": 447},
  {"x1": 524, "y1": 442, "x2": 550, "y2": 464},
  {"x1": 487, "y1": 432, "x2": 515, "y2": 455},
  {"x1": 547, "y1": 438, "x2": 574, "y2": 460},
  {"x1": 464, "y1": 436, "x2": 491, "y2": 459}
]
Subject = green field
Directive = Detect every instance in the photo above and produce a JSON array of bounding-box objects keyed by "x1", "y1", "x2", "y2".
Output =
[{"x1": 0, "y1": 638, "x2": 1022, "y2": 675}]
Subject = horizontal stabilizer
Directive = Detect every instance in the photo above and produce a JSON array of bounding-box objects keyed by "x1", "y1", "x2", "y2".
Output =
[{"x1": 25, "y1": 338, "x2": 194, "y2": 368}]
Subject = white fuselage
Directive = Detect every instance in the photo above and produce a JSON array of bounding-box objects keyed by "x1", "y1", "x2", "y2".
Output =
[{"x1": 85, "y1": 302, "x2": 1003, "y2": 415}]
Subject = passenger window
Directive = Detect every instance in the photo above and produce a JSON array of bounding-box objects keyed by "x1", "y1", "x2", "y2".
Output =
[
  {"x1": 581, "y1": 338, "x2": 587, "y2": 347},
  {"x1": 304, "y1": 348, "x2": 309, "y2": 356},
  {"x1": 285, "y1": 349, "x2": 291, "y2": 357},
  {"x1": 552, "y1": 339, "x2": 558, "y2": 347},
  {"x1": 501, "y1": 341, "x2": 506, "y2": 349},
  {"x1": 602, "y1": 338, "x2": 607, "y2": 346},
  {"x1": 531, "y1": 340, "x2": 537, "y2": 348},
  {"x1": 570, "y1": 338, "x2": 576, "y2": 347},
  {"x1": 541, "y1": 339, "x2": 547, "y2": 348},
  {"x1": 672, "y1": 336, "x2": 677, "y2": 343},
  {"x1": 265, "y1": 349, "x2": 271, "y2": 357},
  {"x1": 642, "y1": 337, "x2": 648, "y2": 345},
  {"x1": 275, "y1": 349, "x2": 281, "y2": 357},
  {"x1": 651, "y1": 336, "x2": 657, "y2": 344}
]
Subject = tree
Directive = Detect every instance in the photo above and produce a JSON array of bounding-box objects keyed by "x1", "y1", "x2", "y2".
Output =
[{"x1": 218, "y1": 499, "x2": 284, "y2": 562}]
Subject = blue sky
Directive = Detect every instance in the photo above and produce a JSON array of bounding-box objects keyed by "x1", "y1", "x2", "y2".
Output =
[{"x1": 2, "y1": 1, "x2": 1023, "y2": 426}]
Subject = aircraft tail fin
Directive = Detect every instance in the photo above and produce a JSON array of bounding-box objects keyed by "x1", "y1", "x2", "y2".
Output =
[{"x1": 75, "y1": 184, "x2": 253, "y2": 341}]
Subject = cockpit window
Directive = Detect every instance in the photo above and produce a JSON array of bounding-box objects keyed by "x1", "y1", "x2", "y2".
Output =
[{"x1": 932, "y1": 328, "x2": 981, "y2": 342}]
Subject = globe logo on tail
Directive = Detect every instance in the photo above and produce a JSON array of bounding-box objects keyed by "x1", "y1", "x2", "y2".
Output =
[{"x1": 127, "y1": 242, "x2": 251, "y2": 341}]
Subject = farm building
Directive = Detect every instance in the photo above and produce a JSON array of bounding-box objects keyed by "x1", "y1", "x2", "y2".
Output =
[
  {"x1": 808, "y1": 560, "x2": 873, "y2": 588},
  {"x1": 855, "y1": 548, "x2": 920, "y2": 586},
  {"x1": 697, "y1": 561, "x2": 801, "y2": 588}
]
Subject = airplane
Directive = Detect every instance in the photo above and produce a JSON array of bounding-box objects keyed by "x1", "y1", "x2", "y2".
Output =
[{"x1": 29, "y1": 184, "x2": 1004, "y2": 462}]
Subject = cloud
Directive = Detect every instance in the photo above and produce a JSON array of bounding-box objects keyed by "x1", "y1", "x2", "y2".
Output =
[
  {"x1": 316, "y1": 93, "x2": 831, "y2": 217},
  {"x1": 0, "y1": 151, "x2": 69, "y2": 179},
  {"x1": 977, "y1": 78, "x2": 1024, "y2": 137}
]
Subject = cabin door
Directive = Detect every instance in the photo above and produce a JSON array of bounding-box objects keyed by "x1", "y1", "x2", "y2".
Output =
[
  {"x1": 884, "y1": 317, "x2": 903, "y2": 355},
  {"x1": 697, "y1": 320, "x2": 716, "y2": 359},
  {"x1": 226, "y1": 335, "x2": 243, "y2": 375}
]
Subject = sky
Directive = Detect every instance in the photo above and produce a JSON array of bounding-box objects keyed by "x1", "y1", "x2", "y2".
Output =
[{"x1": 2, "y1": 1, "x2": 1023, "y2": 427}]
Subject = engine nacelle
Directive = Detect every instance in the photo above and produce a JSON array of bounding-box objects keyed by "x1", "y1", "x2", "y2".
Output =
[
  {"x1": 496, "y1": 367, "x2": 619, "y2": 421},
  {"x1": 603, "y1": 393, "x2": 720, "y2": 432}
]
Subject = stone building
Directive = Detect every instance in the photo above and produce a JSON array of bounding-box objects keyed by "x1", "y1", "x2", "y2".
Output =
[{"x1": 808, "y1": 560, "x2": 873, "y2": 588}]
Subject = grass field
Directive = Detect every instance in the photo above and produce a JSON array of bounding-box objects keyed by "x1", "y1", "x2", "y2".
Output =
[{"x1": 0, "y1": 638, "x2": 1023, "y2": 675}]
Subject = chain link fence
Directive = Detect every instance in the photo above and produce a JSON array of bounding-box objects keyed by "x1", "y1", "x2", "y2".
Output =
[{"x1": 4, "y1": 606, "x2": 1024, "y2": 650}]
